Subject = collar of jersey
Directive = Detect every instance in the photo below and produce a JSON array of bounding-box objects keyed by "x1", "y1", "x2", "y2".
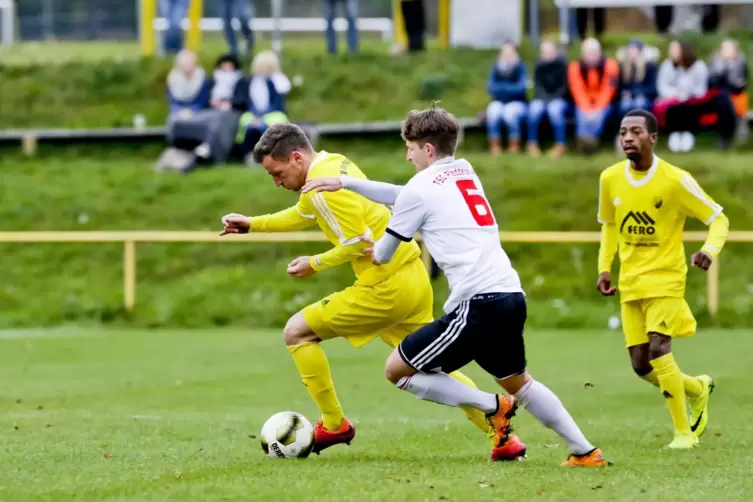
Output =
[
  {"x1": 428, "y1": 156, "x2": 456, "y2": 169},
  {"x1": 624, "y1": 154, "x2": 659, "y2": 188},
  {"x1": 306, "y1": 150, "x2": 328, "y2": 180}
]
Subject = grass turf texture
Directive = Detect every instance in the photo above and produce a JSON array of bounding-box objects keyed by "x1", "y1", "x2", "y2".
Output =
[
  {"x1": 1, "y1": 326, "x2": 752, "y2": 501},
  {"x1": 1, "y1": 144, "x2": 752, "y2": 328},
  {"x1": 2, "y1": 30, "x2": 753, "y2": 128}
]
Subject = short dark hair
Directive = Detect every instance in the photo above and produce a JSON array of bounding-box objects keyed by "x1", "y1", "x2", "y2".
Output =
[
  {"x1": 401, "y1": 104, "x2": 459, "y2": 157},
  {"x1": 215, "y1": 53, "x2": 241, "y2": 70},
  {"x1": 624, "y1": 109, "x2": 658, "y2": 134},
  {"x1": 252, "y1": 123, "x2": 314, "y2": 164}
]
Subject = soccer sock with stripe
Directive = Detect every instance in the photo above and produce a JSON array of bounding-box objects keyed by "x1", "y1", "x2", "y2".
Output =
[
  {"x1": 448, "y1": 370, "x2": 497, "y2": 445},
  {"x1": 288, "y1": 342, "x2": 345, "y2": 431},
  {"x1": 650, "y1": 353, "x2": 692, "y2": 435},
  {"x1": 396, "y1": 373, "x2": 498, "y2": 414},
  {"x1": 640, "y1": 369, "x2": 702, "y2": 397},
  {"x1": 514, "y1": 378, "x2": 595, "y2": 455}
]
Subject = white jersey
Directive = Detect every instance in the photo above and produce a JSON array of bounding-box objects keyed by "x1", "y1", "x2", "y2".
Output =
[{"x1": 385, "y1": 157, "x2": 522, "y2": 313}]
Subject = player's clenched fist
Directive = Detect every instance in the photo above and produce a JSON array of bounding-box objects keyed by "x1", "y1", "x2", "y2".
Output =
[
  {"x1": 219, "y1": 213, "x2": 251, "y2": 236},
  {"x1": 596, "y1": 272, "x2": 617, "y2": 296},
  {"x1": 287, "y1": 256, "x2": 316, "y2": 278},
  {"x1": 691, "y1": 251, "x2": 713, "y2": 271},
  {"x1": 301, "y1": 177, "x2": 343, "y2": 194}
]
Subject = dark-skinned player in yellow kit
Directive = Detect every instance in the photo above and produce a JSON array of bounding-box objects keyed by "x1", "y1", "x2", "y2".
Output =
[{"x1": 596, "y1": 109, "x2": 729, "y2": 450}]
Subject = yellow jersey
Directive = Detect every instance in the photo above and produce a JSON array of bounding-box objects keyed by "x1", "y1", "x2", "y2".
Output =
[
  {"x1": 597, "y1": 155, "x2": 725, "y2": 302},
  {"x1": 250, "y1": 151, "x2": 421, "y2": 285}
]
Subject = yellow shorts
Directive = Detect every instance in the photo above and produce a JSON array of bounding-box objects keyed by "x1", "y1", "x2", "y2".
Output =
[
  {"x1": 303, "y1": 258, "x2": 434, "y2": 348},
  {"x1": 621, "y1": 297, "x2": 697, "y2": 348}
]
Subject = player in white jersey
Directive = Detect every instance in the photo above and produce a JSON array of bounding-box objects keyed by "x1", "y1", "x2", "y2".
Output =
[{"x1": 302, "y1": 106, "x2": 606, "y2": 466}]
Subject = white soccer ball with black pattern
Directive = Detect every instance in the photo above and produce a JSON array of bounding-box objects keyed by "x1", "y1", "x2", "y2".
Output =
[{"x1": 260, "y1": 411, "x2": 314, "y2": 459}]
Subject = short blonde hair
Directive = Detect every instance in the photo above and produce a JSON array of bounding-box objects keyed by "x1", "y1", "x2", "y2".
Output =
[{"x1": 252, "y1": 50, "x2": 280, "y2": 76}]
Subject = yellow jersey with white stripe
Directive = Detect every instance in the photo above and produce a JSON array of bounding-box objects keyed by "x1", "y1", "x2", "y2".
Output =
[
  {"x1": 597, "y1": 155, "x2": 723, "y2": 302},
  {"x1": 250, "y1": 151, "x2": 421, "y2": 285}
]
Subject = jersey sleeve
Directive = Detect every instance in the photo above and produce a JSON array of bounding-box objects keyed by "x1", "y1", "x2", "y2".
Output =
[
  {"x1": 309, "y1": 189, "x2": 367, "y2": 245},
  {"x1": 677, "y1": 173, "x2": 723, "y2": 225},
  {"x1": 597, "y1": 171, "x2": 615, "y2": 224},
  {"x1": 307, "y1": 189, "x2": 370, "y2": 272},
  {"x1": 385, "y1": 184, "x2": 425, "y2": 242},
  {"x1": 249, "y1": 205, "x2": 317, "y2": 232}
]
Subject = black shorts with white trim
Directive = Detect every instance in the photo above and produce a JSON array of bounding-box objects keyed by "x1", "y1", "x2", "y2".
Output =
[{"x1": 398, "y1": 292, "x2": 527, "y2": 380}]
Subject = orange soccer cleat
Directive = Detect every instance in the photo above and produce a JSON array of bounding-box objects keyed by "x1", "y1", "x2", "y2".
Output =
[
  {"x1": 485, "y1": 394, "x2": 519, "y2": 448},
  {"x1": 560, "y1": 448, "x2": 607, "y2": 467},
  {"x1": 490, "y1": 434, "x2": 527, "y2": 462},
  {"x1": 312, "y1": 418, "x2": 356, "y2": 454}
]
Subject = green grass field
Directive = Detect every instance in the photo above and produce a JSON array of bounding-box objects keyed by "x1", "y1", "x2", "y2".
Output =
[{"x1": 1, "y1": 327, "x2": 752, "y2": 501}]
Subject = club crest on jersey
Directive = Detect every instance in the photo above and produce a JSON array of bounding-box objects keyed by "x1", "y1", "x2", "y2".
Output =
[
  {"x1": 620, "y1": 210, "x2": 656, "y2": 235},
  {"x1": 653, "y1": 197, "x2": 663, "y2": 209}
]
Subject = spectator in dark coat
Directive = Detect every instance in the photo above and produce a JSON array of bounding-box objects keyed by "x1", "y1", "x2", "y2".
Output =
[
  {"x1": 618, "y1": 39, "x2": 658, "y2": 115},
  {"x1": 485, "y1": 42, "x2": 529, "y2": 155},
  {"x1": 708, "y1": 38, "x2": 749, "y2": 118},
  {"x1": 526, "y1": 40, "x2": 569, "y2": 159}
]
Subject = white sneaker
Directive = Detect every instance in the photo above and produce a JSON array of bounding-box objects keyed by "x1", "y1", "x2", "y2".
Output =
[
  {"x1": 668, "y1": 132, "x2": 682, "y2": 152},
  {"x1": 680, "y1": 132, "x2": 695, "y2": 152},
  {"x1": 194, "y1": 143, "x2": 211, "y2": 159}
]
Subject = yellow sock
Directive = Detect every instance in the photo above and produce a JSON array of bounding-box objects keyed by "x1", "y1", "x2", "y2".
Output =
[
  {"x1": 640, "y1": 370, "x2": 659, "y2": 387},
  {"x1": 650, "y1": 353, "x2": 691, "y2": 435},
  {"x1": 288, "y1": 342, "x2": 344, "y2": 431},
  {"x1": 448, "y1": 370, "x2": 496, "y2": 446},
  {"x1": 641, "y1": 369, "x2": 702, "y2": 398},
  {"x1": 683, "y1": 374, "x2": 703, "y2": 398}
]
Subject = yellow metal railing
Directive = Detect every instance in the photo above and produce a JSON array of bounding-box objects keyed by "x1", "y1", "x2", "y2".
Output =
[{"x1": 2, "y1": 231, "x2": 752, "y2": 316}]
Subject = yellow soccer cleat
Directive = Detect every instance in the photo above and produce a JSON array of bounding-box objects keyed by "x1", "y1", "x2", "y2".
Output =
[
  {"x1": 689, "y1": 375, "x2": 715, "y2": 438},
  {"x1": 666, "y1": 433, "x2": 699, "y2": 449}
]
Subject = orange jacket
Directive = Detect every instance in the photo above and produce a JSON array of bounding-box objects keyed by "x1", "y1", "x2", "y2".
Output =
[{"x1": 568, "y1": 58, "x2": 619, "y2": 111}]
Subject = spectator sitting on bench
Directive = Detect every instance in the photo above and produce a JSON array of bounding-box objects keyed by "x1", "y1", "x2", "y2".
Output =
[
  {"x1": 160, "y1": 53, "x2": 245, "y2": 172},
  {"x1": 234, "y1": 50, "x2": 292, "y2": 158},
  {"x1": 616, "y1": 39, "x2": 658, "y2": 116},
  {"x1": 709, "y1": 39, "x2": 749, "y2": 125},
  {"x1": 567, "y1": 38, "x2": 618, "y2": 154},
  {"x1": 526, "y1": 39, "x2": 569, "y2": 159},
  {"x1": 485, "y1": 42, "x2": 528, "y2": 155},
  {"x1": 656, "y1": 40, "x2": 737, "y2": 152},
  {"x1": 167, "y1": 50, "x2": 211, "y2": 124}
]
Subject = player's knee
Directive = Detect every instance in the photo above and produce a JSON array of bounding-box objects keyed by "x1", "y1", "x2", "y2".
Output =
[
  {"x1": 282, "y1": 313, "x2": 315, "y2": 346},
  {"x1": 632, "y1": 363, "x2": 653, "y2": 378},
  {"x1": 648, "y1": 333, "x2": 671, "y2": 360},
  {"x1": 385, "y1": 350, "x2": 412, "y2": 384}
]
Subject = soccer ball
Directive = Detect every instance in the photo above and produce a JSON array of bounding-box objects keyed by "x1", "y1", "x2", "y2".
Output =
[{"x1": 260, "y1": 411, "x2": 314, "y2": 459}]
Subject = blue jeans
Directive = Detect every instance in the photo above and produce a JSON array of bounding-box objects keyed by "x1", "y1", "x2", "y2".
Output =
[
  {"x1": 620, "y1": 95, "x2": 651, "y2": 115},
  {"x1": 527, "y1": 98, "x2": 568, "y2": 144},
  {"x1": 486, "y1": 101, "x2": 527, "y2": 140},
  {"x1": 221, "y1": 0, "x2": 254, "y2": 55},
  {"x1": 160, "y1": 0, "x2": 191, "y2": 53},
  {"x1": 324, "y1": 0, "x2": 359, "y2": 54},
  {"x1": 575, "y1": 106, "x2": 611, "y2": 138}
]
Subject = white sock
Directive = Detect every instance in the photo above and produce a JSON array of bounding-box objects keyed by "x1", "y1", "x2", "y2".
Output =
[
  {"x1": 397, "y1": 373, "x2": 498, "y2": 414},
  {"x1": 515, "y1": 378, "x2": 595, "y2": 455}
]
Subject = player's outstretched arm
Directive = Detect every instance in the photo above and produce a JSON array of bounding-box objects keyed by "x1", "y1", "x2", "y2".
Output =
[
  {"x1": 676, "y1": 173, "x2": 730, "y2": 270},
  {"x1": 302, "y1": 176, "x2": 403, "y2": 206},
  {"x1": 220, "y1": 205, "x2": 317, "y2": 235}
]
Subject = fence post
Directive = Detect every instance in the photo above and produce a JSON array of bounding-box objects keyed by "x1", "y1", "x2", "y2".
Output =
[
  {"x1": 124, "y1": 240, "x2": 136, "y2": 312},
  {"x1": 707, "y1": 258, "x2": 719, "y2": 318}
]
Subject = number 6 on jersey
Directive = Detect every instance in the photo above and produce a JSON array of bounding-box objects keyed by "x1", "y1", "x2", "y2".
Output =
[{"x1": 456, "y1": 179, "x2": 495, "y2": 227}]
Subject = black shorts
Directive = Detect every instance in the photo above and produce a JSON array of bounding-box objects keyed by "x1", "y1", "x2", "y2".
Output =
[{"x1": 398, "y1": 292, "x2": 527, "y2": 380}]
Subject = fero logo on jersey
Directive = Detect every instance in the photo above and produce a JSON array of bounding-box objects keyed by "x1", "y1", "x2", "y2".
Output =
[{"x1": 620, "y1": 210, "x2": 656, "y2": 235}]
